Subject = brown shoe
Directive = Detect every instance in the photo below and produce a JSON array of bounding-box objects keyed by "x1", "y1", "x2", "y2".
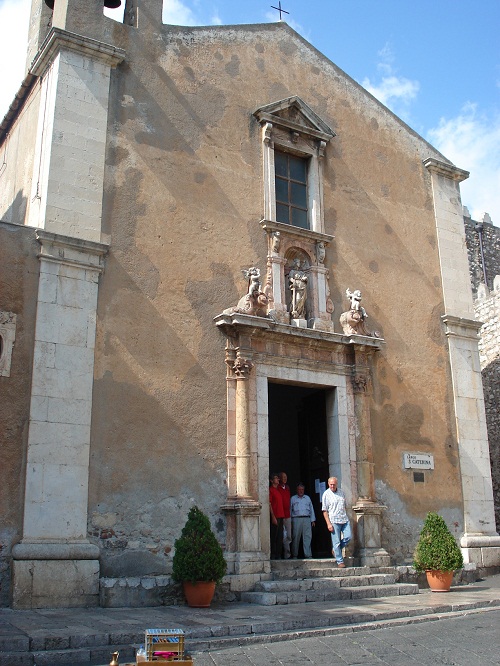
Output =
[{"x1": 338, "y1": 562, "x2": 346, "y2": 568}]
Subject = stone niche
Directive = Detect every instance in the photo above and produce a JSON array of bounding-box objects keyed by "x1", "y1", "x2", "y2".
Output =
[{"x1": 260, "y1": 220, "x2": 335, "y2": 332}]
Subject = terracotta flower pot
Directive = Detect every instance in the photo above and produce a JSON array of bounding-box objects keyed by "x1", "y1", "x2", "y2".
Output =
[
  {"x1": 182, "y1": 580, "x2": 216, "y2": 607},
  {"x1": 426, "y1": 569, "x2": 454, "y2": 592}
]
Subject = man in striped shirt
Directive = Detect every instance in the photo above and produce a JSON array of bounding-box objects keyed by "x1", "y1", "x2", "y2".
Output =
[{"x1": 321, "y1": 476, "x2": 351, "y2": 568}]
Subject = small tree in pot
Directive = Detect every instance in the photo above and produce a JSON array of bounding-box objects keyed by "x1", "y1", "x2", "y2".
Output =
[
  {"x1": 172, "y1": 506, "x2": 227, "y2": 607},
  {"x1": 413, "y1": 512, "x2": 463, "y2": 592}
]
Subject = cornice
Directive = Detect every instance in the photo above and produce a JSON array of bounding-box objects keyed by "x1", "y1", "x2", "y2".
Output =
[
  {"x1": 423, "y1": 158, "x2": 469, "y2": 183},
  {"x1": 30, "y1": 28, "x2": 125, "y2": 77}
]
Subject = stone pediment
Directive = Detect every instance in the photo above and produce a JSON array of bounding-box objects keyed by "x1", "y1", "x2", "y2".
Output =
[{"x1": 254, "y1": 96, "x2": 335, "y2": 142}]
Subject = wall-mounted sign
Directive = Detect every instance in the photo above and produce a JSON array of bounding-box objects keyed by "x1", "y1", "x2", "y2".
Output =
[{"x1": 403, "y1": 452, "x2": 434, "y2": 470}]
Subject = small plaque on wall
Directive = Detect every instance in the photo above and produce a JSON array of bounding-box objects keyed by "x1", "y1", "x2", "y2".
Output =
[{"x1": 403, "y1": 452, "x2": 434, "y2": 470}]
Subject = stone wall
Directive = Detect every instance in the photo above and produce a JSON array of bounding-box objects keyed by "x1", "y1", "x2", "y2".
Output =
[
  {"x1": 464, "y1": 211, "x2": 500, "y2": 532},
  {"x1": 0, "y1": 222, "x2": 39, "y2": 606}
]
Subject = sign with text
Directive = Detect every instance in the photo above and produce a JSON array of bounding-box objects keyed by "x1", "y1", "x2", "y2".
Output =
[{"x1": 403, "y1": 452, "x2": 434, "y2": 470}]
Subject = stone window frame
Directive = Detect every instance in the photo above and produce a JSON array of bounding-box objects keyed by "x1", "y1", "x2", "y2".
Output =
[{"x1": 254, "y1": 96, "x2": 335, "y2": 234}]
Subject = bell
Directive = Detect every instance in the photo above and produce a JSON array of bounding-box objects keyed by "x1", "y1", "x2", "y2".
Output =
[{"x1": 44, "y1": 0, "x2": 54, "y2": 9}]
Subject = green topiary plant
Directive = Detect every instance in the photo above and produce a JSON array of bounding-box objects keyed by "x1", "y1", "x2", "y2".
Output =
[
  {"x1": 413, "y1": 512, "x2": 464, "y2": 572},
  {"x1": 172, "y1": 506, "x2": 227, "y2": 584}
]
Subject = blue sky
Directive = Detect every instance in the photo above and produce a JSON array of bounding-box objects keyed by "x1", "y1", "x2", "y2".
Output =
[{"x1": 1, "y1": 0, "x2": 499, "y2": 222}]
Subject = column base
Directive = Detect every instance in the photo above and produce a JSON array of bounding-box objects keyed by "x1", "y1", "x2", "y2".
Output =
[
  {"x1": 460, "y1": 534, "x2": 500, "y2": 568},
  {"x1": 222, "y1": 497, "x2": 263, "y2": 570},
  {"x1": 357, "y1": 547, "x2": 391, "y2": 567},
  {"x1": 352, "y1": 500, "x2": 391, "y2": 567},
  {"x1": 12, "y1": 542, "x2": 100, "y2": 609}
]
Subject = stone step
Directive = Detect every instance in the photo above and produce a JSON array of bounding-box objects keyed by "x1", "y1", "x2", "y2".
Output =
[
  {"x1": 271, "y1": 565, "x2": 371, "y2": 579},
  {"x1": 255, "y1": 573, "x2": 396, "y2": 592},
  {"x1": 240, "y1": 582, "x2": 419, "y2": 605}
]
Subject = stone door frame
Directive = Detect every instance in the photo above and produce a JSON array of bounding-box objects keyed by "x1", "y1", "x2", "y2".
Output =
[{"x1": 255, "y1": 363, "x2": 356, "y2": 556}]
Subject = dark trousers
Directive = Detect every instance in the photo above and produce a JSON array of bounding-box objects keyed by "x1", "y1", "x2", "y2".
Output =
[{"x1": 270, "y1": 517, "x2": 284, "y2": 559}]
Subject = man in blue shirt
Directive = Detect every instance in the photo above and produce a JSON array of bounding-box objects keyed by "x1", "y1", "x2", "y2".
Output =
[{"x1": 290, "y1": 483, "x2": 316, "y2": 558}]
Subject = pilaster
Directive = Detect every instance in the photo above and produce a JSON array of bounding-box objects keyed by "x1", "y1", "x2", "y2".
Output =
[
  {"x1": 425, "y1": 158, "x2": 500, "y2": 568},
  {"x1": 222, "y1": 340, "x2": 264, "y2": 576},
  {"x1": 12, "y1": 231, "x2": 108, "y2": 609},
  {"x1": 27, "y1": 28, "x2": 125, "y2": 242},
  {"x1": 350, "y1": 347, "x2": 390, "y2": 566}
]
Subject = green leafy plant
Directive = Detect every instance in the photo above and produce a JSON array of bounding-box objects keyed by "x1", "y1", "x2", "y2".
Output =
[
  {"x1": 413, "y1": 512, "x2": 464, "y2": 572},
  {"x1": 172, "y1": 506, "x2": 227, "y2": 584}
]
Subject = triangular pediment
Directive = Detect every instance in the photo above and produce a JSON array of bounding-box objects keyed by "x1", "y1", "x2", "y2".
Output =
[{"x1": 254, "y1": 96, "x2": 335, "y2": 142}]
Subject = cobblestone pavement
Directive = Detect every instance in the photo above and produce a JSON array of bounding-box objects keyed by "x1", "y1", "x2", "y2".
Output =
[{"x1": 192, "y1": 608, "x2": 500, "y2": 665}]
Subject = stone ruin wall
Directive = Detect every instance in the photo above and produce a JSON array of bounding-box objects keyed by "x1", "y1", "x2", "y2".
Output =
[{"x1": 464, "y1": 212, "x2": 500, "y2": 531}]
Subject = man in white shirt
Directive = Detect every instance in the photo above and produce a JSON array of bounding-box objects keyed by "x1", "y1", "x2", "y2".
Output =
[
  {"x1": 290, "y1": 483, "x2": 316, "y2": 558},
  {"x1": 321, "y1": 476, "x2": 351, "y2": 568}
]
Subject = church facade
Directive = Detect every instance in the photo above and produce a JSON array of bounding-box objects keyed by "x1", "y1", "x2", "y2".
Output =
[{"x1": 0, "y1": 0, "x2": 498, "y2": 609}]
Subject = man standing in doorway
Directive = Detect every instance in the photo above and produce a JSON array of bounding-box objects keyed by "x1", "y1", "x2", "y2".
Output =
[
  {"x1": 278, "y1": 472, "x2": 292, "y2": 559},
  {"x1": 269, "y1": 473, "x2": 285, "y2": 559},
  {"x1": 321, "y1": 476, "x2": 351, "y2": 568},
  {"x1": 290, "y1": 482, "x2": 316, "y2": 558}
]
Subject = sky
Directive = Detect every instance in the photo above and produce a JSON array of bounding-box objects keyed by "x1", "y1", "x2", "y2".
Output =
[{"x1": 1, "y1": 0, "x2": 499, "y2": 223}]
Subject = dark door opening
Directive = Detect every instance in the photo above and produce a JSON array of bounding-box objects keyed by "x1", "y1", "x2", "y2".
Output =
[{"x1": 268, "y1": 382, "x2": 332, "y2": 558}]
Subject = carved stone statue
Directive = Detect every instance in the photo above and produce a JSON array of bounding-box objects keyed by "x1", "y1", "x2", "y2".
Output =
[
  {"x1": 223, "y1": 267, "x2": 269, "y2": 318},
  {"x1": 316, "y1": 241, "x2": 325, "y2": 264},
  {"x1": 289, "y1": 269, "x2": 308, "y2": 319},
  {"x1": 271, "y1": 231, "x2": 281, "y2": 253},
  {"x1": 340, "y1": 288, "x2": 374, "y2": 336}
]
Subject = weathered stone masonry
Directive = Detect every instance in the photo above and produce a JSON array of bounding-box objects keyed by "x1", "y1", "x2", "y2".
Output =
[{"x1": 465, "y1": 213, "x2": 500, "y2": 531}]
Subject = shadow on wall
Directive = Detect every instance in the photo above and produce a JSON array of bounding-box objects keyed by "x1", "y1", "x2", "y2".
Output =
[{"x1": 1, "y1": 190, "x2": 27, "y2": 226}]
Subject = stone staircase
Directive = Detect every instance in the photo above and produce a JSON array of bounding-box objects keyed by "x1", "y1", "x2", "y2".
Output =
[{"x1": 240, "y1": 560, "x2": 419, "y2": 605}]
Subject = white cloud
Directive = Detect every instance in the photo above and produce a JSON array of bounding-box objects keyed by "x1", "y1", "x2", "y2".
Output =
[
  {"x1": 362, "y1": 42, "x2": 419, "y2": 122},
  {"x1": 163, "y1": 0, "x2": 197, "y2": 25},
  {"x1": 427, "y1": 104, "x2": 500, "y2": 225},
  {"x1": 0, "y1": 0, "x2": 31, "y2": 121}
]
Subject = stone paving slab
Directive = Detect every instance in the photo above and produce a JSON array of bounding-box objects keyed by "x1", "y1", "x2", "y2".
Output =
[{"x1": 0, "y1": 575, "x2": 498, "y2": 665}]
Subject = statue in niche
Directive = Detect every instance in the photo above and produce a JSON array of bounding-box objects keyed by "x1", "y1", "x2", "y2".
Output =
[
  {"x1": 289, "y1": 269, "x2": 308, "y2": 319},
  {"x1": 340, "y1": 288, "x2": 377, "y2": 336},
  {"x1": 223, "y1": 267, "x2": 269, "y2": 318}
]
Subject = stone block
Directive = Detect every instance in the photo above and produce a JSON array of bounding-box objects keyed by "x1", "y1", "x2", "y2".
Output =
[
  {"x1": 12, "y1": 559, "x2": 99, "y2": 609},
  {"x1": 0, "y1": 636, "x2": 29, "y2": 652},
  {"x1": 32, "y1": 649, "x2": 90, "y2": 665},
  {"x1": 350, "y1": 586, "x2": 376, "y2": 599},
  {"x1": 0, "y1": 653, "x2": 33, "y2": 666},
  {"x1": 481, "y1": 546, "x2": 500, "y2": 567},
  {"x1": 69, "y1": 633, "x2": 110, "y2": 649}
]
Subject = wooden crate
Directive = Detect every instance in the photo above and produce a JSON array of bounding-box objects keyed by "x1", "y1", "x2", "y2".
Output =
[{"x1": 144, "y1": 629, "x2": 185, "y2": 661}]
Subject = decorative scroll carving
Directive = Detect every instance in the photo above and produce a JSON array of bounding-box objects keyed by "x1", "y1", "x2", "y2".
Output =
[
  {"x1": 325, "y1": 269, "x2": 334, "y2": 314},
  {"x1": 340, "y1": 288, "x2": 378, "y2": 337},
  {"x1": 223, "y1": 267, "x2": 269, "y2": 318},
  {"x1": 352, "y1": 373, "x2": 368, "y2": 393}
]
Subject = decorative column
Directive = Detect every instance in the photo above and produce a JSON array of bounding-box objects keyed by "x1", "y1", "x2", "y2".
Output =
[
  {"x1": 425, "y1": 158, "x2": 500, "y2": 568},
  {"x1": 351, "y1": 348, "x2": 391, "y2": 566},
  {"x1": 221, "y1": 338, "x2": 266, "y2": 578}
]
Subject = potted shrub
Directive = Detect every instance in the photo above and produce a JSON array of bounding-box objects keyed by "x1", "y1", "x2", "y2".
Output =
[
  {"x1": 413, "y1": 512, "x2": 464, "y2": 592},
  {"x1": 172, "y1": 505, "x2": 227, "y2": 607}
]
